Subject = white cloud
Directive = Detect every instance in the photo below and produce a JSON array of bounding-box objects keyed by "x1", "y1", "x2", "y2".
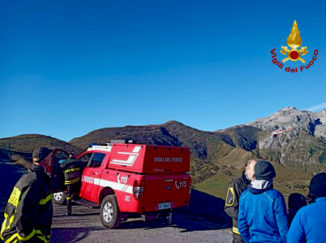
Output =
[{"x1": 305, "y1": 102, "x2": 326, "y2": 112}]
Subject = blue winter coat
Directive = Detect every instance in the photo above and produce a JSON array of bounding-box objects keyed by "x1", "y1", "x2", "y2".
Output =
[
  {"x1": 287, "y1": 197, "x2": 326, "y2": 243},
  {"x1": 238, "y1": 188, "x2": 288, "y2": 243}
]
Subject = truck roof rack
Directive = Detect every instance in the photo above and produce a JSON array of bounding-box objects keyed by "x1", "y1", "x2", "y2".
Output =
[
  {"x1": 87, "y1": 140, "x2": 128, "y2": 152},
  {"x1": 87, "y1": 144, "x2": 112, "y2": 152},
  {"x1": 109, "y1": 140, "x2": 126, "y2": 145}
]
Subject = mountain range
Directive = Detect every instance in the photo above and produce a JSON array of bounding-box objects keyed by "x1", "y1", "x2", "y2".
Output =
[{"x1": 1, "y1": 107, "x2": 325, "y2": 198}]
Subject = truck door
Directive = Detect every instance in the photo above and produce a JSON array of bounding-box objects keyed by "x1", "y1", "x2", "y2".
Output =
[
  {"x1": 80, "y1": 152, "x2": 106, "y2": 203},
  {"x1": 51, "y1": 150, "x2": 68, "y2": 192}
]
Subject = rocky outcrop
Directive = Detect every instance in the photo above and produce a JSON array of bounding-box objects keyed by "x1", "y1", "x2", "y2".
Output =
[
  {"x1": 312, "y1": 110, "x2": 326, "y2": 138},
  {"x1": 247, "y1": 107, "x2": 326, "y2": 139},
  {"x1": 258, "y1": 128, "x2": 326, "y2": 167},
  {"x1": 246, "y1": 107, "x2": 326, "y2": 167}
]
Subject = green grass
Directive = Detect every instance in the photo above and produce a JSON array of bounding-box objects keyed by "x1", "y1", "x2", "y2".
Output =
[
  {"x1": 193, "y1": 162, "x2": 312, "y2": 206},
  {"x1": 193, "y1": 173, "x2": 231, "y2": 199}
]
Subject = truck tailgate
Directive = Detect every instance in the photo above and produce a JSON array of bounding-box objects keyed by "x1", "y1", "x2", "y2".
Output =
[{"x1": 142, "y1": 174, "x2": 191, "y2": 211}]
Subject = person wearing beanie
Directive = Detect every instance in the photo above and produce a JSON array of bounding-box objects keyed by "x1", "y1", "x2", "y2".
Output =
[
  {"x1": 238, "y1": 160, "x2": 288, "y2": 243},
  {"x1": 0, "y1": 147, "x2": 54, "y2": 243},
  {"x1": 287, "y1": 173, "x2": 326, "y2": 243},
  {"x1": 224, "y1": 159, "x2": 257, "y2": 243}
]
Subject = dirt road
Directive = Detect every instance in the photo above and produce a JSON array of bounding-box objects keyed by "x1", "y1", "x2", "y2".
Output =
[{"x1": 50, "y1": 204, "x2": 232, "y2": 243}]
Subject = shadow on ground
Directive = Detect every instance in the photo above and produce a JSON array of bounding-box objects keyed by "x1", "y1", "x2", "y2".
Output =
[
  {"x1": 117, "y1": 189, "x2": 231, "y2": 231},
  {"x1": 186, "y1": 189, "x2": 232, "y2": 227},
  {"x1": 50, "y1": 227, "x2": 104, "y2": 243}
]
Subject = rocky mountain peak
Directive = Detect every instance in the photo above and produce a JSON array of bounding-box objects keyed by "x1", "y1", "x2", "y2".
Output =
[
  {"x1": 279, "y1": 106, "x2": 297, "y2": 111},
  {"x1": 246, "y1": 107, "x2": 326, "y2": 138}
]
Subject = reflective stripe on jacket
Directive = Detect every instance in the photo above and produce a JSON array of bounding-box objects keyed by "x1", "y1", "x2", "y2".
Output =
[
  {"x1": 60, "y1": 159, "x2": 84, "y2": 186},
  {"x1": 224, "y1": 172, "x2": 251, "y2": 230},
  {"x1": 0, "y1": 164, "x2": 53, "y2": 243}
]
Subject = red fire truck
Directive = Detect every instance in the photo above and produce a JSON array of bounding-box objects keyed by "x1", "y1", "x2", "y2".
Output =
[{"x1": 53, "y1": 141, "x2": 192, "y2": 228}]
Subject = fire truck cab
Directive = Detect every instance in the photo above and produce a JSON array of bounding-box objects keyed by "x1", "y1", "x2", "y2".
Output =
[{"x1": 55, "y1": 141, "x2": 192, "y2": 228}]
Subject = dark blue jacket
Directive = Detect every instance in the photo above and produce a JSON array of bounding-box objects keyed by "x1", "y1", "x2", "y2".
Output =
[
  {"x1": 238, "y1": 188, "x2": 288, "y2": 243},
  {"x1": 287, "y1": 197, "x2": 326, "y2": 243}
]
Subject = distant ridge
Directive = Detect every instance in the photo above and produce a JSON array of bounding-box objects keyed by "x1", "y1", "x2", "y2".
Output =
[
  {"x1": 2, "y1": 108, "x2": 326, "y2": 185},
  {"x1": 0, "y1": 134, "x2": 81, "y2": 154}
]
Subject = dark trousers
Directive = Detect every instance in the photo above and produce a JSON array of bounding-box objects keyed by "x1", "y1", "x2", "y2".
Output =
[
  {"x1": 66, "y1": 182, "x2": 81, "y2": 214},
  {"x1": 233, "y1": 232, "x2": 243, "y2": 243},
  {"x1": 66, "y1": 185, "x2": 73, "y2": 214}
]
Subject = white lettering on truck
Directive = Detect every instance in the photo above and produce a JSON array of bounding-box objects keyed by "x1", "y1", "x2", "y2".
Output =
[
  {"x1": 83, "y1": 176, "x2": 94, "y2": 184},
  {"x1": 154, "y1": 157, "x2": 183, "y2": 163},
  {"x1": 117, "y1": 174, "x2": 128, "y2": 184},
  {"x1": 175, "y1": 181, "x2": 187, "y2": 189}
]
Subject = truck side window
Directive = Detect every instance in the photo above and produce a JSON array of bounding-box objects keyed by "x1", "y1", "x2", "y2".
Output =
[
  {"x1": 79, "y1": 153, "x2": 92, "y2": 164},
  {"x1": 88, "y1": 153, "x2": 106, "y2": 168}
]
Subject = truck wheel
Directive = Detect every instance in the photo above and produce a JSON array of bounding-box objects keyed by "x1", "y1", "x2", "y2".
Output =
[
  {"x1": 101, "y1": 195, "x2": 121, "y2": 229},
  {"x1": 53, "y1": 192, "x2": 66, "y2": 205}
]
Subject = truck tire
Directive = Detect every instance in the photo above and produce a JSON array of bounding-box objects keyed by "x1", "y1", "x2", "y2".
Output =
[
  {"x1": 53, "y1": 192, "x2": 66, "y2": 205},
  {"x1": 100, "y1": 195, "x2": 121, "y2": 229}
]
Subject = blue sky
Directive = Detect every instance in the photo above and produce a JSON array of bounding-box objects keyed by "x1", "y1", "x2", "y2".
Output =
[{"x1": 1, "y1": 0, "x2": 325, "y2": 141}]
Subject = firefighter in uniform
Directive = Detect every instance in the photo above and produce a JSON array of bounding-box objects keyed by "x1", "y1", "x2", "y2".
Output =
[
  {"x1": 224, "y1": 159, "x2": 257, "y2": 243},
  {"x1": 0, "y1": 147, "x2": 53, "y2": 243},
  {"x1": 60, "y1": 154, "x2": 84, "y2": 216}
]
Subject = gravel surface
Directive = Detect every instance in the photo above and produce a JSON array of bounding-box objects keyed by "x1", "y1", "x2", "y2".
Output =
[{"x1": 50, "y1": 204, "x2": 232, "y2": 243}]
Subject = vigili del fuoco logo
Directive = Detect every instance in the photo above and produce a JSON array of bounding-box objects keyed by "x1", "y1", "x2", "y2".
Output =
[{"x1": 271, "y1": 20, "x2": 318, "y2": 73}]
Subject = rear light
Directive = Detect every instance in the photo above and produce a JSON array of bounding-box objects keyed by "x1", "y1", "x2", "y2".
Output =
[{"x1": 133, "y1": 180, "x2": 145, "y2": 200}]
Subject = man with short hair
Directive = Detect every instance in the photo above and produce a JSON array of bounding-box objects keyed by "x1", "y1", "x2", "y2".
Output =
[
  {"x1": 287, "y1": 172, "x2": 326, "y2": 243},
  {"x1": 0, "y1": 147, "x2": 53, "y2": 243},
  {"x1": 238, "y1": 160, "x2": 288, "y2": 243},
  {"x1": 224, "y1": 159, "x2": 257, "y2": 243}
]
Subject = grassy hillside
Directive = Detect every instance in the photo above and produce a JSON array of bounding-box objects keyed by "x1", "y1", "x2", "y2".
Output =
[
  {"x1": 195, "y1": 158, "x2": 311, "y2": 203},
  {"x1": 0, "y1": 134, "x2": 81, "y2": 154}
]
